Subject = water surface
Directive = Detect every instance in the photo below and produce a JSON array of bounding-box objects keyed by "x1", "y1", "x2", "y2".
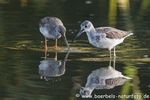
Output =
[{"x1": 0, "y1": 0, "x2": 150, "y2": 100}]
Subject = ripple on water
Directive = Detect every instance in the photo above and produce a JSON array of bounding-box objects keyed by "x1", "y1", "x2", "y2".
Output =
[{"x1": 85, "y1": 0, "x2": 93, "y2": 4}]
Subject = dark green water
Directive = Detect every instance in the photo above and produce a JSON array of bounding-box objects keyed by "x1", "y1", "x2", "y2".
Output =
[{"x1": 0, "y1": 0, "x2": 150, "y2": 100}]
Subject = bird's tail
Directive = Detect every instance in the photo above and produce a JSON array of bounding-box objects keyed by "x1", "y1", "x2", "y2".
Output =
[
  {"x1": 123, "y1": 76, "x2": 132, "y2": 79},
  {"x1": 124, "y1": 32, "x2": 133, "y2": 39}
]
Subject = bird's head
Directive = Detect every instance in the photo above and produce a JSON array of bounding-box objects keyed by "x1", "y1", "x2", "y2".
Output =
[
  {"x1": 73, "y1": 20, "x2": 94, "y2": 41},
  {"x1": 79, "y1": 87, "x2": 93, "y2": 97},
  {"x1": 80, "y1": 20, "x2": 93, "y2": 32}
]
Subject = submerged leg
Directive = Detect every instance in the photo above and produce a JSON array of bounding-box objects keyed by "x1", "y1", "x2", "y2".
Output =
[
  {"x1": 55, "y1": 39, "x2": 58, "y2": 50},
  {"x1": 109, "y1": 49, "x2": 112, "y2": 66},
  {"x1": 113, "y1": 54, "x2": 116, "y2": 68},
  {"x1": 44, "y1": 38, "x2": 48, "y2": 59},
  {"x1": 110, "y1": 49, "x2": 112, "y2": 59},
  {"x1": 113, "y1": 47, "x2": 116, "y2": 58},
  {"x1": 54, "y1": 50, "x2": 58, "y2": 61}
]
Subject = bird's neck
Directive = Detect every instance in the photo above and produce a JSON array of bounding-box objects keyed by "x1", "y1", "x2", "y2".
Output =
[{"x1": 86, "y1": 28, "x2": 96, "y2": 44}]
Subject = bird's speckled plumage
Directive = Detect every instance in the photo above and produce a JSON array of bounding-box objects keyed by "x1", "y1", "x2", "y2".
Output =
[
  {"x1": 39, "y1": 16, "x2": 70, "y2": 58},
  {"x1": 74, "y1": 20, "x2": 133, "y2": 58},
  {"x1": 95, "y1": 27, "x2": 130, "y2": 39},
  {"x1": 39, "y1": 51, "x2": 70, "y2": 80},
  {"x1": 76, "y1": 20, "x2": 133, "y2": 50},
  {"x1": 80, "y1": 66, "x2": 131, "y2": 97},
  {"x1": 39, "y1": 17, "x2": 66, "y2": 39}
]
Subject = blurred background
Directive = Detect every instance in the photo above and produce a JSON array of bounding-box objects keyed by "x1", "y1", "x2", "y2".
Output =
[{"x1": 0, "y1": 0, "x2": 149, "y2": 100}]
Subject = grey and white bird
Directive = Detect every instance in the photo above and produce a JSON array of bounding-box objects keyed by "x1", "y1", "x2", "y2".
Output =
[
  {"x1": 74, "y1": 20, "x2": 133, "y2": 59},
  {"x1": 79, "y1": 66, "x2": 131, "y2": 97},
  {"x1": 39, "y1": 17, "x2": 70, "y2": 58},
  {"x1": 39, "y1": 50, "x2": 70, "y2": 81}
]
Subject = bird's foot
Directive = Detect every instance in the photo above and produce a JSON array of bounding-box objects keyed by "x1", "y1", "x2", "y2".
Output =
[
  {"x1": 41, "y1": 55, "x2": 49, "y2": 59},
  {"x1": 51, "y1": 45, "x2": 61, "y2": 51},
  {"x1": 114, "y1": 55, "x2": 117, "y2": 59}
]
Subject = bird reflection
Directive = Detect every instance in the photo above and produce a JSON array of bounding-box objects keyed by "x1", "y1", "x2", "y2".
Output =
[
  {"x1": 79, "y1": 58, "x2": 132, "y2": 97},
  {"x1": 38, "y1": 50, "x2": 70, "y2": 81}
]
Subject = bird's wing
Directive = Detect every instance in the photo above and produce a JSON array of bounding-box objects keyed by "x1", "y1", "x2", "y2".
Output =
[
  {"x1": 39, "y1": 17, "x2": 64, "y2": 35},
  {"x1": 39, "y1": 17, "x2": 63, "y2": 27},
  {"x1": 96, "y1": 27, "x2": 129, "y2": 39}
]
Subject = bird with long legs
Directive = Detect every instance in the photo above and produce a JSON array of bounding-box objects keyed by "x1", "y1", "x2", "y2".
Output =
[
  {"x1": 79, "y1": 57, "x2": 131, "y2": 97},
  {"x1": 39, "y1": 50, "x2": 70, "y2": 81},
  {"x1": 39, "y1": 17, "x2": 70, "y2": 58},
  {"x1": 74, "y1": 20, "x2": 133, "y2": 59}
]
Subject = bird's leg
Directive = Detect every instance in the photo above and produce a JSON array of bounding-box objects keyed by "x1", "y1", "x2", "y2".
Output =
[
  {"x1": 113, "y1": 54, "x2": 116, "y2": 68},
  {"x1": 109, "y1": 49, "x2": 112, "y2": 66},
  {"x1": 44, "y1": 38, "x2": 48, "y2": 59},
  {"x1": 113, "y1": 47, "x2": 116, "y2": 58},
  {"x1": 55, "y1": 39, "x2": 58, "y2": 50},
  {"x1": 54, "y1": 50, "x2": 58, "y2": 61},
  {"x1": 110, "y1": 49, "x2": 112, "y2": 59}
]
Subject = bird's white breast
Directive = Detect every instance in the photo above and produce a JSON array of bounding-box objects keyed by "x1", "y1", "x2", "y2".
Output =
[
  {"x1": 87, "y1": 33, "x2": 124, "y2": 50},
  {"x1": 95, "y1": 38, "x2": 123, "y2": 49}
]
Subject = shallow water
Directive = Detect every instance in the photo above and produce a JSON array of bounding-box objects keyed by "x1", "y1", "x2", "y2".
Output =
[{"x1": 0, "y1": 0, "x2": 150, "y2": 100}]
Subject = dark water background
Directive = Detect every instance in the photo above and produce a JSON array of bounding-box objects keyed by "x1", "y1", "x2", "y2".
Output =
[{"x1": 0, "y1": 0, "x2": 150, "y2": 100}]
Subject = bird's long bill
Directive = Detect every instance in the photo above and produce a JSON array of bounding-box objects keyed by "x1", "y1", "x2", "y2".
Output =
[
  {"x1": 72, "y1": 29, "x2": 84, "y2": 42},
  {"x1": 62, "y1": 34, "x2": 70, "y2": 50}
]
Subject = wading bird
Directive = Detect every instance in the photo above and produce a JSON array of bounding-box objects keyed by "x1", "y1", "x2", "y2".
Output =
[
  {"x1": 74, "y1": 20, "x2": 133, "y2": 59},
  {"x1": 39, "y1": 17, "x2": 70, "y2": 58}
]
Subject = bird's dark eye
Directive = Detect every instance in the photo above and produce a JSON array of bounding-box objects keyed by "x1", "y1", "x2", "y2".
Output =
[{"x1": 85, "y1": 25, "x2": 87, "y2": 28}]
